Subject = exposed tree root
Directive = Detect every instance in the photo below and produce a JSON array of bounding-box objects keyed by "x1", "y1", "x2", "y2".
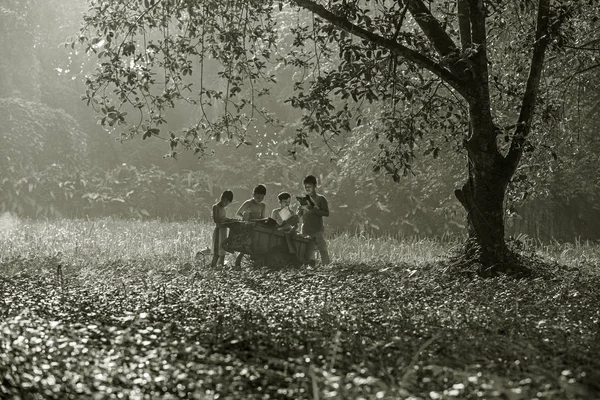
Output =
[{"x1": 446, "y1": 238, "x2": 544, "y2": 278}]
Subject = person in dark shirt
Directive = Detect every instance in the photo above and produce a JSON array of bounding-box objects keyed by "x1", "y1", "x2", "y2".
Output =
[{"x1": 298, "y1": 175, "x2": 330, "y2": 265}]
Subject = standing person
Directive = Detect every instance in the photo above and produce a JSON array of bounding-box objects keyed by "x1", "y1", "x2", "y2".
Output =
[
  {"x1": 236, "y1": 184, "x2": 267, "y2": 221},
  {"x1": 211, "y1": 190, "x2": 234, "y2": 268},
  {"x1": 298, "y1": 175, "x2": 331, "y2": 265}
]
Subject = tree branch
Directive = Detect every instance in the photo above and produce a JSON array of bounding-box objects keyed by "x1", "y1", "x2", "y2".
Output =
[
  {"x1": 457, "y1": 0, "x2": 471, "y2": 49},
  {"x1": 505, "y1": 0, "x2": 551, "y2": 173},
  {"x1": 569, "y1": 63, "x2": 600, "y2": 77},
  {"x1": 468, "y1": 0, "x2": 490, "y2": 89},
  {"x1": 292, "y1": 0, "x2": 469, "y2": 98},
  {"x1": 391, "y1": 2, "x2": 409, "y2": 42},
  {"x1": 404, "y1": 0, "x2": 460, "y2": 58}
]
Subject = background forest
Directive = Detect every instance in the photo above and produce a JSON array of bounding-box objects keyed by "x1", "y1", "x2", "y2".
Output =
[{"x1": 1, "y1": 0, "x2": 599, "y2": 242}]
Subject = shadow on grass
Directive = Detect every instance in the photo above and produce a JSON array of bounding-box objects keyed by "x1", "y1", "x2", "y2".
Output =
[{"x1": 1, "y1": 251, "x2": 599, "y2": 399}]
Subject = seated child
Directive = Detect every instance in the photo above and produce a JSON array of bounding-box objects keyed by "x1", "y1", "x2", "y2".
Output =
[
  {"x1": 211, "y1": 190, "x2": 234, "y2": 268},
  {"x1": 236, "y1": 184, "x2": 267, "y2": 221},
  {"x1": 271, "y1": 192, "x2": 299, "y2": 232}
]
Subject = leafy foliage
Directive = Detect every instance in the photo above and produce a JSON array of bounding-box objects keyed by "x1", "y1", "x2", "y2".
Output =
[
  {"x1": 75, "y1": 0, "x2": 281, "y2": 152},
  {"x1": 0, "y1": 98, "x2": 88, "y2": 173},
  {"x1": 0, "y1": 164, "x2": 220, "y2": 220},
  {"x1": 75, "y1": 0, "x2": 473, "y2": 173}
]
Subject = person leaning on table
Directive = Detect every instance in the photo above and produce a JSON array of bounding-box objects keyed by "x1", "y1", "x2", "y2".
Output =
[
  {"x1": 211, "y1": 190, "x2": 234, "y2": 268},
  {"x1": 236, "y1": 184, "x2": 267, "y2": 221}
]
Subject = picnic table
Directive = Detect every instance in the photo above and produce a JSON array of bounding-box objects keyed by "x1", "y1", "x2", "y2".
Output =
[{"x1": 221, "y1": 220, "x2": 316, "y2": 268}]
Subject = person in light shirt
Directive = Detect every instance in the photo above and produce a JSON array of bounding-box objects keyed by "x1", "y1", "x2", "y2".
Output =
[{"x1": 271, "y1": 192, "x2": 299, "y2": 232}]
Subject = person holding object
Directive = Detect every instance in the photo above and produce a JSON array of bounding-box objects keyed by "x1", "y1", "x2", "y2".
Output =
[
  {"x1": 211, "y1": 190, "x2": 234, "y2": 268},
  {"x1": 271, "y1": 192, "x2": 299, "y2": 232},
  {"x1": 236, "y1": 184, "x2": 267, "y2": 221},
  {"x1": 297, "y1": 175, "x2": 330, "y2": 265}
]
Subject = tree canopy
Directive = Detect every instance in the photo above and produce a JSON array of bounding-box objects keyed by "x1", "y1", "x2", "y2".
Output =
[{"x1": 76, "y1": 1, "x2": 593, "y2": 161}]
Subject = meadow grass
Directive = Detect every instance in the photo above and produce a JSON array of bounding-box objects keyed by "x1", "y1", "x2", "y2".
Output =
[
  {"x1": 2, "y1": 215, "x2": 597, "y2": 268},
  {"x1": 0, "y1": 216, "x2": 599, "y2": 399},
  {"x1": 0, "y1": 216, "x2": 456, "y2": 265}
]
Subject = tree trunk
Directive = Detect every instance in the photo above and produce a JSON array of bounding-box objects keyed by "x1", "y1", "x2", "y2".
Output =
[
  {"x1": 454, "y1": 118, "x2": 528, "y2": 276},
  {"x1": 455, "y1": 159, "x2": 509, "y2": 270}
]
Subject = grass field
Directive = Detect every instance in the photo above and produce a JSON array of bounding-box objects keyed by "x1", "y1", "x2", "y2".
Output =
[{"x1": 1, "y1": 216, "x2": 599, "y2": 399}]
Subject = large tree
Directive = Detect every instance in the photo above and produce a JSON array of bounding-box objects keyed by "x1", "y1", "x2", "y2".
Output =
[{"x1": 76, "y1": 0, "x2": 598, "y2": 274}]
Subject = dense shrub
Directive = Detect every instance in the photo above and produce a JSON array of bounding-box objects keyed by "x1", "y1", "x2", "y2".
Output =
[{"x1": 0, "y1": 164, "x2": 215, "y2": 220}]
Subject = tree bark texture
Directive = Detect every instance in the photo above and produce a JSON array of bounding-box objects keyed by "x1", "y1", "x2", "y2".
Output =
[
  {"x1": 454, "y1": 111, "x2": 512, "y2": 271},
  {"x1": 455, "y1": 158, "x2": 510, "y2": 269}
]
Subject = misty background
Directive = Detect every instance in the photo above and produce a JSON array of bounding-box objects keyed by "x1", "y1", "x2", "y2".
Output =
[{"x1": 1, "y1": 0, "x2": 598, "y2": 242}]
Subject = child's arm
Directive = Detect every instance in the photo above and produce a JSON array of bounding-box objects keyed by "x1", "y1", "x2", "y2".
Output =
[
  {"x1": 308, "y1": 196, "x2": 329, "y2": 217},
  {"x1": 236, "y1": 200, "x2": 249, "y2": 217},
  {"x1": 260, "y1": 203, "x2": 266, "y2": 219},
  {"x1": 212, "y1": 205, "x2": 218, "y2": 224}
]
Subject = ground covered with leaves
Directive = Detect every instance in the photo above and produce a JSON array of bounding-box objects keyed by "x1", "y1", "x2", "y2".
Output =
[{"x1": 1, "y1": 219, "x2": 599, "y2": 399}]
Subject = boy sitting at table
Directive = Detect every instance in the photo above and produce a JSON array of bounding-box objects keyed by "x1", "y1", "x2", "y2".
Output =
[{"x1": 271, "y1": 192, "x2": 299, "y2": 232}]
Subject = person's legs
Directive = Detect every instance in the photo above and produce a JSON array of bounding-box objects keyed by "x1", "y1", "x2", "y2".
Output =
[
  {"x1": 217, "y1": 227, "x2": 228, "y2": 266},
  {"x1": 211, "y1": 227, "x2": 219, "y2": 267},
  {"x1": 313, "y1": 231, "x2": 330, "y2": 265},
  {"x1": 211, "y1": 227, "x2": 226, "y2": 267}
]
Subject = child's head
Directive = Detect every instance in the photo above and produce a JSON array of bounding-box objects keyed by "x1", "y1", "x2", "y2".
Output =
[
  {"x1": 277, "y1": 192, "x2": 291, "y2": 208},
  {"x1": 220, "y1": 190, "x2": 234, "y2": 206},
  {"x1": 253, "y1": 184, "x2": 267, "y2": 203},
  {"x1": 303, "y1": 175, "x2": 318, "y2": 194}
]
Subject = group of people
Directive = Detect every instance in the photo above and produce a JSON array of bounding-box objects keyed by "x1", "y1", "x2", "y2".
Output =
[{"x1": 211, "y1": 175, "x2": 330, "y2": 268}]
